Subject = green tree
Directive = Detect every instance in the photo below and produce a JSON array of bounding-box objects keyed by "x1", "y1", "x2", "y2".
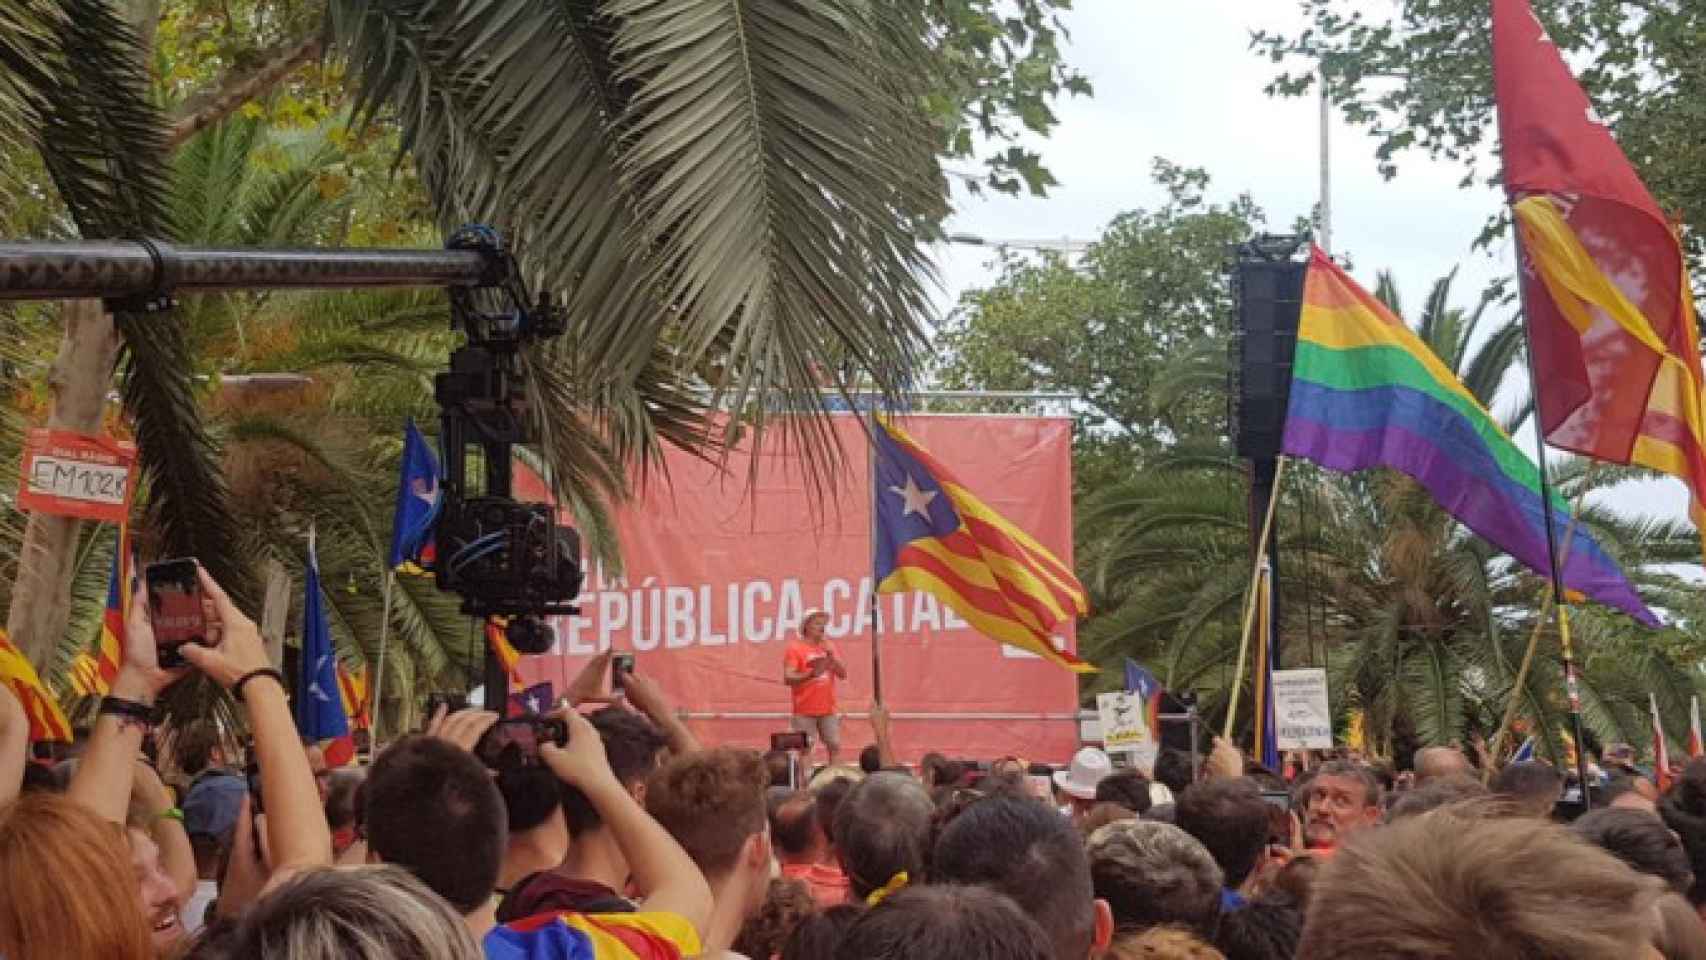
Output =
[
  {"x1": 936, "y1": 160, "x2": 1270, "y2": 490},
  {"x1": 1251, "y1": 1, "x2": 1706, "y2": 262}
]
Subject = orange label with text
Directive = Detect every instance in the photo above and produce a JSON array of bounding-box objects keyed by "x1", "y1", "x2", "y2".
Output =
[{"x1": 17, "y1": 429, "x2": 136, "y2": 522}]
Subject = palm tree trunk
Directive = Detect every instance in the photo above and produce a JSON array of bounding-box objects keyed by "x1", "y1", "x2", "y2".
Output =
[{"x1": 8, "y1": 299, "x2": 120, "y2": 669}]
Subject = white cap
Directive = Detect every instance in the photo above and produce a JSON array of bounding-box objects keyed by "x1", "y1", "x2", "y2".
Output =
[{"x1": 1052, "y1": 747, "x2": 1113, "y2": 801}]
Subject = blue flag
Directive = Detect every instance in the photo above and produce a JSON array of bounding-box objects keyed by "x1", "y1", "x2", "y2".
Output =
[
  {"x1": 508, "y1": 682, "x2": 554, "y2": 719},
  {"x1": 388, "y1": 419, "x2": 442, "y2": 571},
  {"x1": 1511, "y1": 736, "x2": 1536, "y2": 763},
  {"x1": 297, "y1": 530, "x2": 349, "y2": 741}
]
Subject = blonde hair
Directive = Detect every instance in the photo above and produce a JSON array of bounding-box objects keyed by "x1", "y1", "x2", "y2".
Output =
[
  {"x1": 224, "y1": 865, "x2": 480, "y2": 959},
  {"x1": 0, "y1": 794, "x2": 155, "y2": 960},
  {"x1": 1106, "y1": 927, "x2": 1227, "y2": 960},
  {"x1": 1298, "y1": 812, "x2": 1663, "y2": 959}
]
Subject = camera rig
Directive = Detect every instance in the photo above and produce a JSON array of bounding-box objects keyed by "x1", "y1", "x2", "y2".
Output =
[{"x1": 433, "y1": 226, "x2": 582, "y2": 651}]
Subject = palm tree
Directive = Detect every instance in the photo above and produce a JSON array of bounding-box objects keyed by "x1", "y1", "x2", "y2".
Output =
[
  {"x1": 4, "y1": 0, "x2": 955, "y2": 676},
  {"x1": 1081, "y1": 268, "x2": 1701, "y2": 756}
]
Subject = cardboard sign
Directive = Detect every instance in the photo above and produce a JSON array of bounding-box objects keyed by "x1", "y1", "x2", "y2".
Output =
[
  {"x1": 1097, "y1": 690, "x2": 1154, "y2": 755},
  {"x1": 18, "y1": 429, "x2": 136, "y2": 523},
  {"x1": 1273, "y1": 668, "x2": 1333, "y2": 750}
]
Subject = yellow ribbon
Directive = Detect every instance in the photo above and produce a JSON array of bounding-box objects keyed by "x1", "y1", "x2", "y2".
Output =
[{"x1": 865, "y1": 871, "x2": 910, "y2": 906}]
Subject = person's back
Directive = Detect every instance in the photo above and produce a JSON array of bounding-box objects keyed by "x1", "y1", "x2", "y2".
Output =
[
  {"x1": 932, "y1": 793, "x2": 1113, "y2": 960},
  {"x1": 1489, "y1": 760, "x2": 1563, "y2": 819},
  {"x1": 1173, "y1": 778, "x2": 1268, "y2": 906},
  {"x1": 833, "y1": 885, "x2": 1056, "y2": 960},
  {"x1": 773, "y1": 789, "x2": 849, "y2": 906},
  {"x1": 1086, "y1": 820, "x2": 1222, "y2": 938},
  {"x1": 1298, "y1": 810, "x2": 1663, "y2": 958},
  {"x1": 220, "y1": 865, "x2": 479, "y2": 959}
]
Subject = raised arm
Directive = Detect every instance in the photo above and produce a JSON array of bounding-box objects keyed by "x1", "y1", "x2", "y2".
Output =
[
  {"x1": 621, "y1": 672, "x2": 700, "y2": 756},
  {"x1": 181, "y1": 565, "x2": 331, "y2": 874},
  {"x1": 543, "y1": 710, "x2": 712, "y2": 935}
]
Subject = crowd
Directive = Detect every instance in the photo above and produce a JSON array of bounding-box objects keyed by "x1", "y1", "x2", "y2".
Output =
[{"x1": 5, "y1": 565, "x2": 1706, "y2": 959}]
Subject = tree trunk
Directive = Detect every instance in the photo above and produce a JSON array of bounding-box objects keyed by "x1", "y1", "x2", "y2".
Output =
[
  {"x1": 8, "y1": 300, "x2": 121, "y2": 669},
  {"x1": 166, "y1": 35, "x2": 322, "y2": 150},
  {"x1": 259, "y1": 557, "x2": 290, "y2": 668}
]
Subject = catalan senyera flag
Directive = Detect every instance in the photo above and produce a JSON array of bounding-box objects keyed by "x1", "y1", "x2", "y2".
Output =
[
  {"x1": 0, "y1": 629, "x2": 71, "y2": 742},
  {"x1": 1493, "y1": 0, "x2": 1706, "y2": 559},
  {"x1": 337, "y1": 662, "x2": 371, "y2": 732},
  {"x1": 67, "y1": 652, "x2": 103, "y2": 698},
  {"x1": 1690, "y1": 695, "x2": 1703, "y2": 761},
  {"x1": 1282, "y1": 247, "x2": 1656, "y2": 625},
  {"x1": 871, "y1": 418, "x2": 1092, "y2": 673},
  {"x1": 1653, "y1": 693, "x2": 1675, "y2": 793},
  {"x1": 95, "y1": 522, "x2": 131, "y2": 694},
  {"x1": 487, "y1": 618, "x2": 524, "y2": 691}
]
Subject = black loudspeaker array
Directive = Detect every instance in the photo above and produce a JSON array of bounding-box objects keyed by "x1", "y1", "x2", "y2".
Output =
[{"x1": 1229, "y1": 256, "x2": 1308, "y2": 461}]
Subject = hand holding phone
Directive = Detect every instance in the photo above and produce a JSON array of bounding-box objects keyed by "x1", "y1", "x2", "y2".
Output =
[
  {"x1": 611, "y1": 653, "x2": 635, "y2": 691},
  {"x1": 475, "y1": 716, "x2": 569, "y2": 770},
  {"x1": 146, "y1": 559, "x2": 209, "y2": 669}
]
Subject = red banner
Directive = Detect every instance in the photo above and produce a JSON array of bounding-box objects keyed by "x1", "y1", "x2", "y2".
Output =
[
  {"x1": 17, "y1": 429, "x2": 136, "y2": 523},
  {"x1": 514, "y1": 415, "x2": 1083, "y2": 764}
]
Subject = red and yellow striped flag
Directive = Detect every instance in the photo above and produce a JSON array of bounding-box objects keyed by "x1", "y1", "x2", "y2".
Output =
[
  {"x1": 337, "y1": 662, "x2": 371, "y2": 732},
  {"x1": 486, "y1": 618, "x2": 524, "y2": 691},
  {"x1": 67, "y1": 653, "x2": 104, "y2": 698},
  {"x1": 870, "y1": 418, "x2": 1091, "y2": 673},
  {"x1": 0, "y1": 630, "x2": 71, "y2": 742}
]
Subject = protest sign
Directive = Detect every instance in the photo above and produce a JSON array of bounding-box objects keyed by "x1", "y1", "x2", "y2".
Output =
[
  {"x1": 1273, "y1": 667, "x2": 1333, "y2": 749},
  {"x1": 17, "y1": 429, "x2": 136, "y2": 523}
]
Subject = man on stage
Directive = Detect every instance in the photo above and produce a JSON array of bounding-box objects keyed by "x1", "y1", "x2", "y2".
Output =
[{"x1": 783, "y1": 610, "x2": 846, "y2": 765}]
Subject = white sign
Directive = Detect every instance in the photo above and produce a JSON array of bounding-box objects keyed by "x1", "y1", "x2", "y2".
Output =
[
  {"x1": 1272, "y1": 668, "x2": 1333, "y2": 750},
  {"x1": 27, "y1": 456, "x2": 129, "y2": 505},
  {"x1": 1096, "y1": 690, "x2": 1153, "y2": 754}
]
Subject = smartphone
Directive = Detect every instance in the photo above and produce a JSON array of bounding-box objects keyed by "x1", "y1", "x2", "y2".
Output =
[
  {"x1": 1260, "y1": 790, "x2": 1292, "y2": 811},
  {"x1": 475, "y1": 716, "x2": 569, "y2": 769},
  {"x1": 146, "y1": 559, "x2": 207, "y2": 668},
  {"x1": 771, "y1": 731, "x2": 809, "y2": 753},
  {"x1": 424, "y1": 692, "x2": 469, "y2": 724},
  {"x1": 612, "y1": 653, "x2": 635, "y2": 691}
]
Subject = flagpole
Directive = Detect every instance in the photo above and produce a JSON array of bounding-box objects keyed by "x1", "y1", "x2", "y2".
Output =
[
  {"x1": 1225, "y1": 456, "x2": 1287, "y2": 740},
  {"x1": 370, "y1": 570, "x2": 394, "y2": 750},
  {"x1": 867, "y1": 407, "x2": 885, "y2": 707},
  {"x1": 1512, "y1": 230, "x2": 1595, "y2": 806}
]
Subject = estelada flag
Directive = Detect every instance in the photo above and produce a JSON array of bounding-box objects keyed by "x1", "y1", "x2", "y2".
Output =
[
  {"x1": 1493, "y1": 0, "x2": 1706, "y2": 557},
  {"x1": 389, "y1": 419, "x2": 441, "y2": 575},
  {"x1": 95, "y1": 522, "x2": 131, "y2": 694},
  {"x1": 1652, "y1": 693, "x2": 1674, "y2": 793},
  {"x1": 0, "y1": 629, "x2": 71, "y2": 742},
  {"x1": 871, "y1": 417, "x2": 1092, "y2": 673},
  {"x1": 337, "y1": 662, "x2": 371, "y2": 732}
]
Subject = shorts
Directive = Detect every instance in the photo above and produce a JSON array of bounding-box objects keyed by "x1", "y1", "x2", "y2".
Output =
[{"x1": 791, "y1": 713, "x2": 842, "y2": 750}]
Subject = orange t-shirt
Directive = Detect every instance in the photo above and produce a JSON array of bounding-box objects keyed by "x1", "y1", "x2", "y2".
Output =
[{"x1": 785, "y1": 639, "x2": 839, "y2": 717}]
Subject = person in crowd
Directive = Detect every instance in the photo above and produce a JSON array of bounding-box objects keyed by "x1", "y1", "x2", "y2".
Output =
[
  {"x1": 1299, "y1": 760, "x2": 1382, "y2": 851},
  {"x1": 921, "y1": 752, "x2": 965, "y2": 790},
  {"x1": 1384, "y1": 774, "x2": 1487, "y2": 822},
  {"x1": 1152, "y1": 749, "x2": 1193, "y2": 806},
  {"x1": 814, "y1": 775, "x2": 853, "y2": 856},
  {"x1": 1297, "y1": 811, "x2": 1665, "y2": 958},
  {"x1": 325, "y1": 767, "x2": 364, "y2": 857},
  {"x1": 1575, "y1": 806, "x2": 1695, "y2": 896},
  {"x1": 304, "y1": 742, "x2": 331, "y2": 805},
  {"x1": 833, "y1": 771, "x2": 935, "y2": 903},
  {"x1": 1106, "y1": 927, "x2": 1226, "y2": 960},
  {"x1": 832, "y1": 885, "x2": 1057, "y2": 960},
  {"x1": 1411, "y1": 745, "x2": 1473, "y2": 784},
  {"x1": 781, "y1": 904, "x2": 864, "y2": 960},
  {"x1": 1608, "y1": 775, "x2": 1661, "y2": 812},
  {"x1": 1174, "y1": 777, "x2": 1269, "y2": 909},
  {"x1": 0, "y1": 793, "x2": 159, "y2": 959},
  {"x1": 502, "y1": 705, "x2": 672, "y2": 920},
  {"x1": 215, "y1": 865, "x2": 480, "y2": 960},
  {"x1": 1662, "y1": 759, "x2": 1706, "y2": 922},
  {"x1": 765, "y1": 750, "x2": 795, "y2": 789},
  {"x1": 1078, "y1": 801, "x2": 1139, "y2": 837},
  {"x1": 1655, "y1": 892, "x2": 1706, "y2": 960},
  {"x1": 1052, "y1": 746, "x2": 1113, "y2": 820},
  {"x1": 1095, "y1": 768, "x2": 1154, "y2": 816},
  {"x1": 1087, "y1": 819, "x2": 1222, "y2": 939},
  {"x1": 1213, "y1": 899, "x2": 1304, "y2": 960},
  {"x1": 933, "y1": 793, "x2": 1114, "y2": 960},
  {"x1": 773, "y1": 789, "x2": 850, "y2": 905},
  {"x1": 783, "y1": 610, "x2": 845, "y2": 766},
  {"x1": 643, "y1": 747, "x2": 775, "y2": 958},
  {"x1": 732, "y1": 878, "x2": 817, "y2": 960},
  {"x1": 495, "y1": 761, "x2": 571, "y2": 896},
  {"x1": 858, "y1": 745, "x2": 882, "y2": 775},
  {"x1": 1489, "y1": 759, "x2": 1564, "y2": 820}
]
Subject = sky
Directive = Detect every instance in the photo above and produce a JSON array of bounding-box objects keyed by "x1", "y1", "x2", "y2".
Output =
[{"x1": 930, "y1": 0, "x2": 1695, "y2": 525}]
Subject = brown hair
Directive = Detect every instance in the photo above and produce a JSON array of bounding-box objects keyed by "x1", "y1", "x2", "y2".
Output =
[
  {"x1": 733, "y1": 878, "x2": 818, "y2": 960},
  {"x1": 1298, "y1": 812, "x2": 1663, "y2": 959},
  {"x1": 645, "y1": 746, "x2": 770, "y2": 877},
  {"x1": 1107, "y1": 926, "x2": 1227, "y2": 959},
  {"x1": 0, "y1": 793, "x2": 155, "y2": 960}
]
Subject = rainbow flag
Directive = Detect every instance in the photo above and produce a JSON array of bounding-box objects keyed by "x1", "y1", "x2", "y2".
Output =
[
  {"x1": 871, "y1": 418, "x2": 1091, "y2": 673},
  {"x1": 1282, "y1": 247, "x2": 1656, "y2": 625},
  {"x1": 95, "y1": 523, "x2": 131, "y2": 694},
  {"x1": 0, "y1": 630, "x2": 71, "y2": 742}
]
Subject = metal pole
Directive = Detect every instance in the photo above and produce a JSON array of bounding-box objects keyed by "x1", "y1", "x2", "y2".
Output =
[
  {"x1": 1511, "y1": 231, "x2": 1594, "y2": 806},
  {"x1": 1318, "y1": 68, "x2": 1333, "y2": 256},
  {"x1": 1225, "y1": 456, "x2": 1288, "y2": 739},
  {"x1": 868, "y1": 409, "x2": 885, "y2": 706},
  {"x1": 0, "y1": 241, "x2": 490, "y2": 300},
  {"x1": 371, "y1": 571, "x2": 395, "y2": 749}
]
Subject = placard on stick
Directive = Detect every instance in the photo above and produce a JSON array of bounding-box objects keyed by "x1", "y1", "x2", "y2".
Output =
[
  {"x1": 17, "y1": 429, "x2": 136, "y2": 523},
  {"x1": 1273, "y1": 667, "x2": 1333, "y2": 750}
]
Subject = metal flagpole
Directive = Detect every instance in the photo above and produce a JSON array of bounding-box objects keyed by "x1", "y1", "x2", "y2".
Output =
[
  {"x1": 370, "y1": 571, "x2": 395, "y2": 749},
  {"x1": 1225, "y1": 456, "x2": 1287, "y2": 739},
  {"x1": 868, "y1": 408, "x2": 885, "y2": 706},
  {"x1": 1319, "y1": 66, "x2": 1333, "y2": 257},
  {"x1": 1512, "y1": 232, "x2": 1595, "y2": 805}
]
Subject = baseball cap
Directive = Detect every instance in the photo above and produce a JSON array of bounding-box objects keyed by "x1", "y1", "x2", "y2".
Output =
[{"x1": 182, "y1": 771, "x2": 246, "y2": 842}]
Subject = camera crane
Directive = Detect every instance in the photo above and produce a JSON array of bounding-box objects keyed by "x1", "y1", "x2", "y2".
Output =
[{"x1": 0, "y1": 230, "x2": 584, "y2": 714}]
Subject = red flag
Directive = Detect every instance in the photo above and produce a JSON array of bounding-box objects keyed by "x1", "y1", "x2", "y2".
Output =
[
  {"x1": 1690, "y1": 696, "x2": 1703, "y2": 761},
  {"x1": 487, "y1": 619, "x2": 523, "y2": 692},
  {"x1": 1493, "y1": 0, "x2": 1706, "y2": 555},
  {"x1": 1652, "y1": 693, "x2": 1674, "y2": 793}
]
